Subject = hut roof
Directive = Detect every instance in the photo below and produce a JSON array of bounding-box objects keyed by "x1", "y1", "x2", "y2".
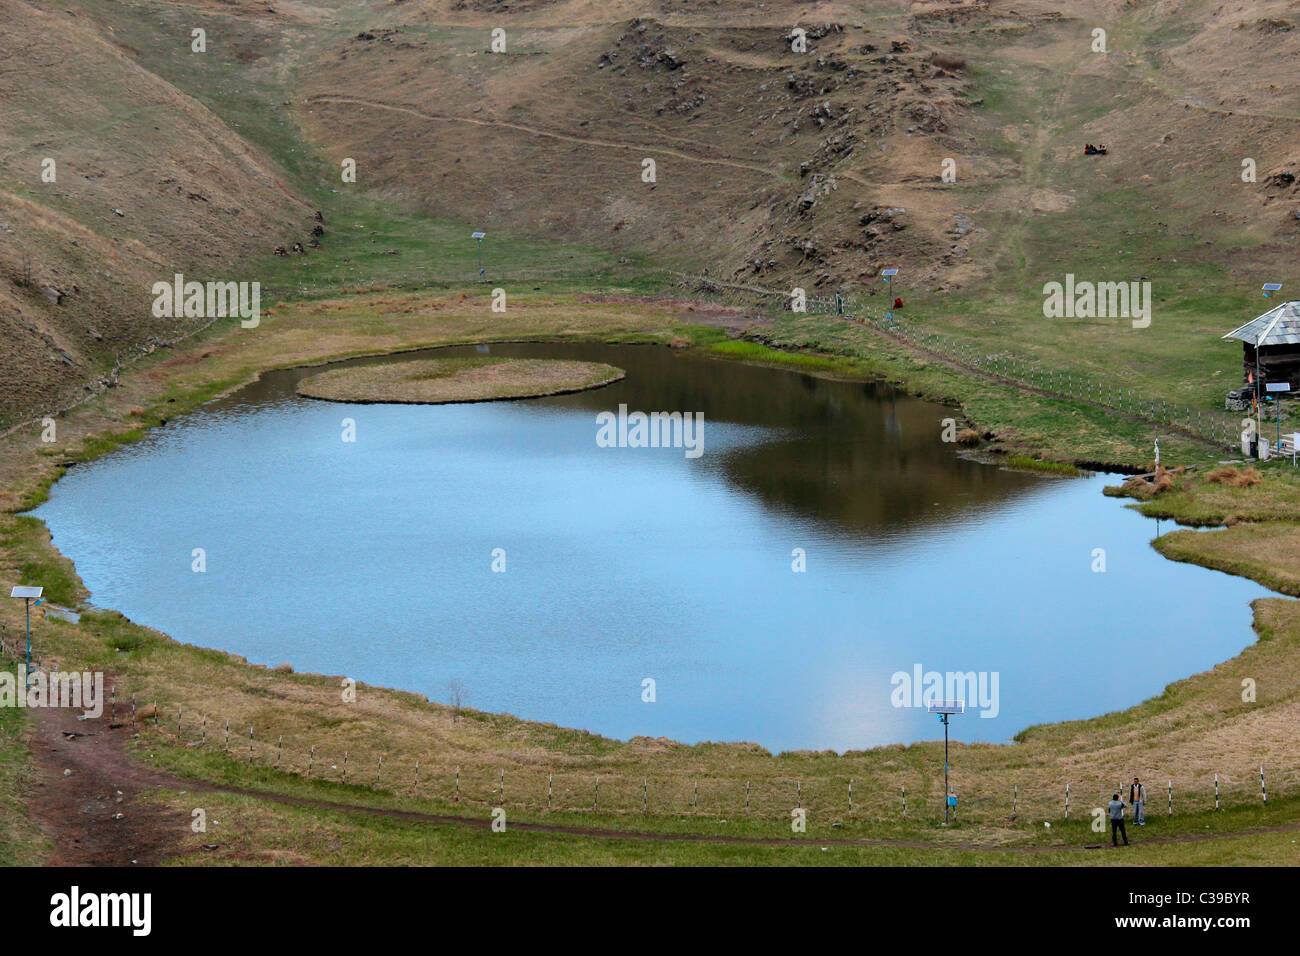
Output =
[{"x1": 1223, "y1": 301, "x2": 1300, "y2": 346}]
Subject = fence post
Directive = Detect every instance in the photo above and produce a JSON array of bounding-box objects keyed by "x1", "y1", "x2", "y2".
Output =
[
  {"x1": 745, "y1": 780, "x2": 750, "y2": 811},
  {"x1": 1012, "y1": 784, "x2": 1018, "y2": 820},
  {"x1": 848, "y1": 778, "x2": 853, "y2": 812},
  {"x1": 275, "y1": 735, "x2": 283, "y2": 769},
  {"x1": 130, "y1": 693, "x2": 136, "y2": 727},
  {"x1": 642, "y1": 777, "x2": 648, "y2": 813},
  {"x1": 693, "y1": 780, "x2": 698, "y2": 810},
  {"x1": 1168, "y1": 780, "x2": 1172, "y2": 816},
  {"x1": 455, "y1": 765, "x2": 460, "y2": 801},
  {"x1": 414, "y1": 759, "x2": 420, "y2": 790},
  {"x1": 200, "y1": 715, "x2": 207, "y2": 746},
  {"x1": 248, "y1": 727, "x2": 254, "y2": 764},
  {"x1": 593, "y1": 775, "x2": 599, "y2": 810},
  {"x1": 547, "y1": 773, "x2": 552, "y2": 811},
  {"x1": 342, "y1": 750, "x2": 348, "y2": 783},
  {"x1": 1065, "y1": 783, "x2": 1070, "y2": 821},
  {"x1": 153, "y1": 700, "x2": 158, "y2": 727},
  {"x1": 796, "y1": 781, "x2": 801, "y2": 809},
  {"x1": 1261, "y1": 765, "x2": 1267, "y2": 804},
  {"x1": 224, "y1": 718, "x2": 230, "y2": 751},
  {"x1": 902, "y1": 785, "x2": 907, "y2": 820},
  {"x1": 1214, "y1": 773, "x2": 1219, "y2": 811},
  {"x1": 177, "y1": 706, "x2": 182, "y2": 735},
  {"x1": 308, "y1": 745, "x2": 315, "y2": 777}
]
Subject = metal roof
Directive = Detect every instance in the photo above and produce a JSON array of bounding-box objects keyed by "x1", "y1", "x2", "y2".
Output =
[{"x1": 1223, "y1": 301, "x2": 1300, "y2": 346}]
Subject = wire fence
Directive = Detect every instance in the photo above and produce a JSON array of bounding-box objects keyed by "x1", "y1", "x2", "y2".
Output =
[
  {"x1": 98, "y1": 684, "x2": 1294, "y2": 830},
  {"x1": 671, "y1": 273, "x2": 1250, "y2": 454}
]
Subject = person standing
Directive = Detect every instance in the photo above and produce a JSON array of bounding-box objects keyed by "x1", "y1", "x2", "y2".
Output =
[
  {"x1": 1129, "y1": 777, "x2": 1146, "y2": 826},
  {"x1": 1108, "y1": 794, "x2": 1130, "y2": 846}
]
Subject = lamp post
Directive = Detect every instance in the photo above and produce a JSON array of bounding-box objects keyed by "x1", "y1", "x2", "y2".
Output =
[
  {"x1": 9, "y1": 586, "x2": 43, "y2": 691},
  {"x1": 471, "y1": 231, "x2": 486, "y2": 281},
  {"x1": 882, "y1": 268, "x2": 899, "y2": 328},
  {"x1": 927, "y1": 699, "x2": 964, "y2": 824}
]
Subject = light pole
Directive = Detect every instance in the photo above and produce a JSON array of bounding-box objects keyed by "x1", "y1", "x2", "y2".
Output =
[
  {"x1": 472, "y1": 231, "x2": 486, "y2": 281},
  {"x1": 10, "y1": 586, "x2": 43, "y2": 690},
  {"x1": 882, "y1": 268, "x2": 899, "y2": 328},
  {"x1": 927, "y1": 699, "x2": 964, "y2": 824}
]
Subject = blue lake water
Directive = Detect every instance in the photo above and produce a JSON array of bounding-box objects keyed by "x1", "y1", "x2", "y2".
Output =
[{"x1": 33, "y1": 342, "x2": 1275, "y2": 752}]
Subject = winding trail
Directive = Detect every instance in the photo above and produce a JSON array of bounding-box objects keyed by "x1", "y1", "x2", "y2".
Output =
[
  {"x1": 304, "y1": 95, "x2": 788, "y2": 179},
  {"x1": 26, "y1": 701, "x2": 1298, "y2": 863}
]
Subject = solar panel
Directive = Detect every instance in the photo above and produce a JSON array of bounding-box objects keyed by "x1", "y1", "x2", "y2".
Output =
[
  {"x1": 926, "y1": 700, "x2": 965, "y2": 714},
  {"x1": 10, "y1": 586, "x2": 43, "y2": 599}
]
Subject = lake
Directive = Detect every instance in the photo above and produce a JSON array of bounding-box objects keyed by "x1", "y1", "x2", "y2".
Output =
[{"x1": 33, "y1": 342, "x2": 1273, "y2": 752}]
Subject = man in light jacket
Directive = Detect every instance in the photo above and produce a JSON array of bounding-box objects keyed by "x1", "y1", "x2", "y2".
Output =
[{"x1": 1129, "y1": 777, "x2": 1147, "y2": 826}]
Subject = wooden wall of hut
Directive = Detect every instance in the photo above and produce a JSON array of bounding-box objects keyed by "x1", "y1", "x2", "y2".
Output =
[{"x1": 1243, "y1": 342, "x2": 1300, "y2": 390}]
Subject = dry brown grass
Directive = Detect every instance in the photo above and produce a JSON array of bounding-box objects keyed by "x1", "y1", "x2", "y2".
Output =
[
  {"x1": 295, "y1": 357, "x2": 624, "y2": 404},
  {"x1": 1207, "y1": 466, "x2": 1264, "y2": 488},
  {"x1": 1, "y1": 290, "x2": 1297, "y2": 840},
  {"x1": 930, "y1": 52, "x2": 968, "y2": 71}
]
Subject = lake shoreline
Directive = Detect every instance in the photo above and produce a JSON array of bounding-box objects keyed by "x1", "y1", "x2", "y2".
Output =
[{"x1": 1, "y1": 291, "x2": 1295, "y2": 850}]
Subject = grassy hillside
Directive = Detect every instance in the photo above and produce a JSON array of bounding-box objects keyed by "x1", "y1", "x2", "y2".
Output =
[
  {"x1": 0, "y1": 0, "x2": 317, "y2": 429},
  {"x1": 4, "y1": 0, "x2": 1300, "y2": 865}
]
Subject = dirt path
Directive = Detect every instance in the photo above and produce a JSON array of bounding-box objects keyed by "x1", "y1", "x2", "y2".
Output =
[
  {"x1": 304, "y1": 95, "x2": 787, "y2": 180},
  {"x1": 24, "y1": 703, "x2": 1300, "y2": 862},
  {"x1": 27, "y1": 704, "x2": 189, "y2": 865}
]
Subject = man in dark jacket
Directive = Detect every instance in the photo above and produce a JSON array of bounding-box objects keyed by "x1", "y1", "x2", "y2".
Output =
[{"x1": 1108, "y1": 794, "x2": 1130, "y2": 846}]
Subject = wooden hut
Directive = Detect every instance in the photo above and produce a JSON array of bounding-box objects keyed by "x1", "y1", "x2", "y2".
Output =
[{"x1": 1222, "y1": 301, "x2": 1300, "y2": 403}]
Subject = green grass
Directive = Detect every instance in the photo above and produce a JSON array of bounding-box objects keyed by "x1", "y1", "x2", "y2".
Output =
[
  {"x1": 1003, "y1": 455, "x2": 1084, "y2": 477},
  {"x1": 1, "y1": 517, "x2": 80, "y2": 607},
  {"x1": 0, "y1": 659, "x2": 47, "y2": 866},
  {"x1": 140, "y1": 749, "x2": 1300, "y2": 865},
  {"x1": 705, "y1": 339, "x2": 864, "y2": 375}
]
